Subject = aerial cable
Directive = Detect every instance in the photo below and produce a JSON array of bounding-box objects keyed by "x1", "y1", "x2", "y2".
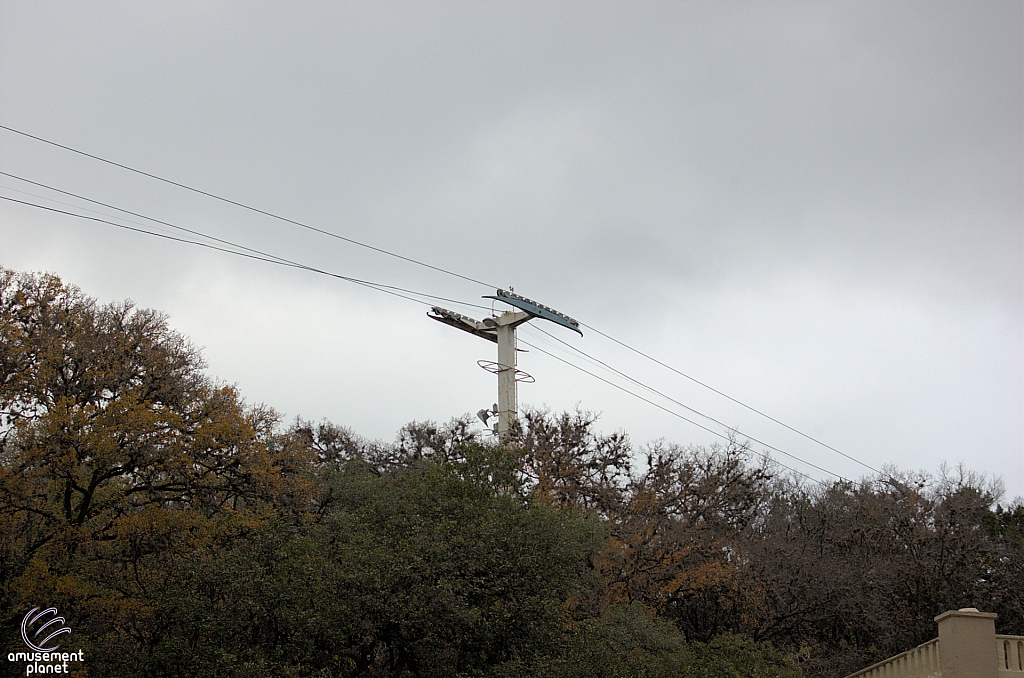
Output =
[
  {"x1": 580, "y1": 321, "x2": 884, "y2": 476},
  {"x1": 0, "y1": 195, "x2": 489, "y2": 312},
  {"x1": 3, "y1": 191, "x2": 861, "y2": 486},
  {"x1": 0, "y1": 124, "x2": 495, "y2": 289},
  {"x1": 0, "y1": 175, "x2": 495, "y2": 311},
  {"x1": 518, "y1": 331, "x2": 847, "y2": 482},
  {"x1": 0, "y1": 124, "x2": 885, "y2": 479},
  {"x1": 517, "y1": 337, "x2": 832, "y2": 485},
  {"x1": 525, "y1": 324, "x2": 851, "y2": 478},
  {"x1": 524, "y1": 337, "x2": 835, "y2": 485},
  {"x1": 1, "y1": 172, "x2": 298, "y2": 266}
]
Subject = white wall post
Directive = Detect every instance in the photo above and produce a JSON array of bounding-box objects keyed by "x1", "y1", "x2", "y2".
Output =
[{"x1": 935, "y1": 607, "x2": 999, "y2": 678}]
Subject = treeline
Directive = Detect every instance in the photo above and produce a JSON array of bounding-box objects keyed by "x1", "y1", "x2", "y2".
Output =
[{"x1": 0, "y1": 268, "x2": 1021, "y2": 678}]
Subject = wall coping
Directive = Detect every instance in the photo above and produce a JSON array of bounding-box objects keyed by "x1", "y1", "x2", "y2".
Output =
[{"x1": 935, "y1": 607, "x2": 999, "y2": 623}]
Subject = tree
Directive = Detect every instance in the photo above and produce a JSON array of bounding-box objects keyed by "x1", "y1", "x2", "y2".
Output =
[
  {"x1": 600, "y1": 437, "x2": 771, "y2": 640},
  {"x1": 491, "y1": 604, "x2": 803, "y2": 678},
  {"x1": 739, "y1": 467, "x2": 1019, "y2": 678},
  {"x1": 515, "y1": 408, "x2": 632, "y2": 515},
  {"x1": 0, "y1": 268, "x2": 312, "y2": 670}
]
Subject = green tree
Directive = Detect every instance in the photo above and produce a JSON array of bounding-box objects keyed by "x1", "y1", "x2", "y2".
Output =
[
  {"x1": 0, "y1": 267, "x2": 812, "y2": 677},
  {"x1": 0, "y1": 268, "x2": 312, "y2": 674},
  {"x1": 313, "y1": 459, "x2": 606, "y2": 677}
]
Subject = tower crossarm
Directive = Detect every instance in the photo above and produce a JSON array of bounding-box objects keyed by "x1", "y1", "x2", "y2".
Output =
[
  {"x1": 427, "y1": 307, "x2": 498, "y2": 343},
  {"x1": 428, "y1": 291, "x2": 582, "y2": 443},
  {"x1": 482, "y1": 289, "x2": 582, "y2": 336}
]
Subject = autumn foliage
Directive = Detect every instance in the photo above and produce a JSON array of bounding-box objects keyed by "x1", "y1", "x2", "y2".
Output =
[{"x1": 1, "y1": 268, "x2": 1021, "y2": 678}]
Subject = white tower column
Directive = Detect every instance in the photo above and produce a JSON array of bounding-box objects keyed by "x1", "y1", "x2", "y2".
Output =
[
  {"x1": 493, "y1": 310, "x2": 530, "y2": 442},
  {"x1": 427, "y1": 290, "x2": 582, "y2": 445}
]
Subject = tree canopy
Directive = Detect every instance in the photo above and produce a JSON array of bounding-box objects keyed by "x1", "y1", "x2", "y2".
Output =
[{"x1": 2, "y1": 268, "x2": 1020, "y2": 678}]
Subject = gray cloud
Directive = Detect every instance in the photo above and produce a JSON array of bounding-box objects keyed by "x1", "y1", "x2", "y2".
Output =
[{"x1": 1, "y1": 1, "x2": 1020, "y2": 496}]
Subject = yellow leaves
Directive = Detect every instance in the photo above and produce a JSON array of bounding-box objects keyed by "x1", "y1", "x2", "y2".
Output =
[
  {"x1": 110, "y1": 505, "x2": 218, "y2": 555},
  {"x1": 665, "y1": 559, "x2": 733, "y2": 596},
  {"x1": 17, "y1": 559, "x2": 91, "y2": 604},
  {"x1": 1, "y1": 271, "x2": 327, "y2": 637}
]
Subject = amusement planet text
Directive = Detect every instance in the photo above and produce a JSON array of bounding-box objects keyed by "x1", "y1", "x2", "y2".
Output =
[{"x1": 7, "y1": 650, "x2": 85, "y2": 675}]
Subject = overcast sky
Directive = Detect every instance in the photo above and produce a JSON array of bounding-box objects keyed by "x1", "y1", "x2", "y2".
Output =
[{"x1": 1, "y1": 2, "x2": 1021, "y2": 498}]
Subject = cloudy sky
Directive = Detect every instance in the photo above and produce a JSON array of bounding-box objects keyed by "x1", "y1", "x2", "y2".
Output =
[{"x1": 1, "y1": 2, "x2": 1021, "y2": 498}]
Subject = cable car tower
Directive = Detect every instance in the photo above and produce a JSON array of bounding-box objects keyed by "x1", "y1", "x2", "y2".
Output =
[{"x1": 428, "y1": 289, "x2": 581, "y2": 442}]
